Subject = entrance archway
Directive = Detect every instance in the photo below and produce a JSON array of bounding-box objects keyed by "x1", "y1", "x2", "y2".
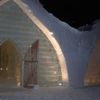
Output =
[
  {"x1": 84, "y1": 40, "x2": 100, "y2": 86},
  {"x1": 0, "y1": 40, "x2": 21, "y2": 87}
]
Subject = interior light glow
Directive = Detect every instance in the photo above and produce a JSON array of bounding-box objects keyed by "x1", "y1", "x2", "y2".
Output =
[
  {"x1": 6, "y1": 68, "x2": 8, "y2": 70},
  {"x1": 17, "y1": 82, "x2": 21, "y2": 87},
  {"x1": 58, "y1": 82, "x2": 63, "y2": 86},
  {"x1": 49, "y1": 32, "x2": 53, "y2": 35},
  {"x1": 0, "y1": 68, "x2": 3, "y2": 70},
  {"x1": 54, "y1": 71, "x2": 57, "y2": 74}
]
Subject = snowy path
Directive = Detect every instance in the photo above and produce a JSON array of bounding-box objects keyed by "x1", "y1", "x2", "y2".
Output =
[{"x1": 0, "y1": 86, "x2": 100, "y2": 100}]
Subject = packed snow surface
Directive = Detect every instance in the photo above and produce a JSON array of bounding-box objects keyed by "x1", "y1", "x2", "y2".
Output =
[{"x1": 0, "y1": 86, "x2": 100, "y2": 100}]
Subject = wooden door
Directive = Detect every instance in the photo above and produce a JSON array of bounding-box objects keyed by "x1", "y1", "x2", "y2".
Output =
[{"x1": 24, "y1": 40, "x2": 39, "y2": 88}]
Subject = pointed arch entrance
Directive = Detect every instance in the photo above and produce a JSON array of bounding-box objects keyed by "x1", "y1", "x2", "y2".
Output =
[
  {"x1": 84, "y1": 40, "x2": 100, "y2": 86},
  {"x1": 0, "y1": 40, "x2": 21, "y2": 87}
]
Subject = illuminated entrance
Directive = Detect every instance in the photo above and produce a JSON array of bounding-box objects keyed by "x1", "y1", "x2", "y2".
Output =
[
  {"x1": 0, "y1": 40, "x2": 21, "y2": 87},
  {"x1": 84, "y1": 40, "x2": 100, "y2": 86}
]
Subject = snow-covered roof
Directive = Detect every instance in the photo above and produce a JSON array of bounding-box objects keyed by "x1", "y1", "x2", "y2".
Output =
[{"x1": 21, "y1": 0, "x2": 80, "y2": 36}]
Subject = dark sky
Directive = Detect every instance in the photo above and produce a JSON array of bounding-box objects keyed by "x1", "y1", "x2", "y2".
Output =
[{"x1": 39, "y1": 0, "x2": 100, "y2": 28}]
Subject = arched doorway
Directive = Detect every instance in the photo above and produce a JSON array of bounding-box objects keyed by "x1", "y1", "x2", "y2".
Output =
[
  {"x1": 84, "y1": 40, "x2": 100, "y2": 86},
  {"x1": 0, "y1": 40, "x2": 21, "y2": 87}
]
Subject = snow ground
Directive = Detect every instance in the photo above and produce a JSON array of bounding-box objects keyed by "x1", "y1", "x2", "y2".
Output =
[{"x1": 0, "y1": 86, "x2": 100, "y2": 100}]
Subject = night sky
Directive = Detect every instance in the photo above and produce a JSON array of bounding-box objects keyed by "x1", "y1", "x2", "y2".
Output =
[{"x1": 39, "y1": 0, "x2": 100, "y2": 28}]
